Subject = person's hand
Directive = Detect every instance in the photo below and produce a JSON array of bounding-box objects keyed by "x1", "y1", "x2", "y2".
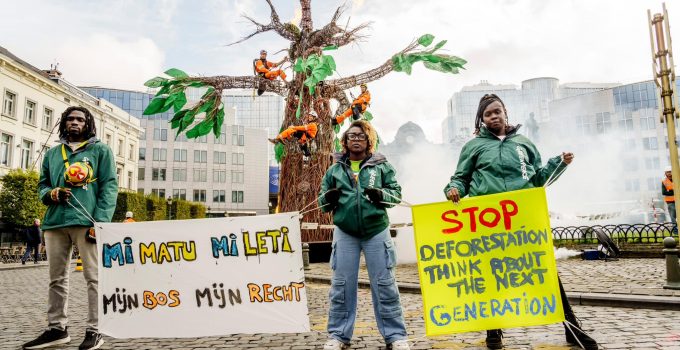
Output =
[
  {"x1": 85, "y1": 227, "x2": 96, "y2": 244},
  {"x1": 50, "y1": 188, "x2": 72, "y2": 203},
  {"x1": 364, "y1": 188, "x2": 382, "y2": 204},
  {"x1": 447, "y1": 188, "x2": 461, "y2": 204},
  {"x1": 324, "y1": 189, "x2": 340, "y2": 205},
  {"x1": 562, "y1": 152, "x2": 574, "y2": 165}
]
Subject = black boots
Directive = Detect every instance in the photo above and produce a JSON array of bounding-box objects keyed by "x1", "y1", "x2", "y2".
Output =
[
  {"x1": 485, "y1": 329, "x2": 503, "y2": 349},
  {"x1": 564, "y1": 313, "x2": 598, "y2": 350}
]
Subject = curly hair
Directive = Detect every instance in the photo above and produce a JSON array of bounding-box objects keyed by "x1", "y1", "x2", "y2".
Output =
[
  {"x1": 341, "y1": 120, "x2": 377, "y2": 154},
  {"x1": 58, "y1": 106, "x2": 97, "y2": 140},
  {"x1": 474, "y1": 93, "x2": 510, "y2": 135}
]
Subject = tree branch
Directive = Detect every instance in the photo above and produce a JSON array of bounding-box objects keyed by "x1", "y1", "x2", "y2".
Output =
[
  {"x1": 324, "y1": 41, "x2": 419, "y2": 91},
  {"x1": 227, "y1": 0, "x2": 298, "y2": 46},
  {"x1": 195, "y1": 76, "x2": 289, "y2": 96},
  {"x1": 300, "y1": 0, "x2": 313, "y2": 35},
  {"x1": 309, "y1": 5, "x2": 371, "y2": 48},
  {"x1": 329, "y1": 89, "x2": 351, "y2": 117}
]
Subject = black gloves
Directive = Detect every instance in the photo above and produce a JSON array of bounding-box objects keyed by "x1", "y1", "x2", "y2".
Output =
[
  {"x1": 50, "y1": 187, "x2": 72, "y2": 203},
  {"x1": 324, "y1": 189, "x2": 341, "y2": 205},
  {"x1": 364, "y1": 188, "x2": 382, "y2": 204}
]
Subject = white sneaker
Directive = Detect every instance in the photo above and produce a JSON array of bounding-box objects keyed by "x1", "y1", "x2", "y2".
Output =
[
  {"x1": 390, "y1": 339, "x2": 410, "y2": 350},
  {"x1": 323, "y1": 338, "x2": 348, "y2": 350}
]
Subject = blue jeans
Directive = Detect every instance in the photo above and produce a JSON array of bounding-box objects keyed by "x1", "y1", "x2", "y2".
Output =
[
  {"x1": 22, "y1": 243, "x2": 39, "y2": 263},
  {"x1": 327, "y1": 227, "x2": 408, "y2": 344}
]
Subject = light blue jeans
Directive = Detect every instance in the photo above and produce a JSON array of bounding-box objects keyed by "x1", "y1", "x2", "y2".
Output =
[{"x1": 327, "y1": 227, "x2": 408, "y2": 344}]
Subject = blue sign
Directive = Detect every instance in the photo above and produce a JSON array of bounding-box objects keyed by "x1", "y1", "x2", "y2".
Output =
[{"x1": 269, "y1": 166, "x2": 280, "y2": 194}]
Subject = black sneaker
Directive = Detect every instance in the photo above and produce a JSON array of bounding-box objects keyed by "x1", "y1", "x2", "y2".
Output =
[
  {"x1": 485, "y1": 329, "x2": 503, "y2": 349},
  {"x1": 23, "y1": 327, "x2": 70, "y2": 349},
  {"x1": 78, "y1": 330, "x2": 103, "y2": 350}
]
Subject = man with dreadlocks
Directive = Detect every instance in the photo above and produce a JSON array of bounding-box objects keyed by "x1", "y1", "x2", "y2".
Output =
[
  {"x1": 443, "y1": 94, "x2": 597, "y2": 350},
  {"x1": 332, "y1": 83, "x2": 371, "y2": 126},
  {"x1": 23, "y1": 106, "x2": 117, "y2": 350}
]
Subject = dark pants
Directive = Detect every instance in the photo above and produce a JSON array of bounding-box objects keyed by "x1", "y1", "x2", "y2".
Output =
[{"x1": 22, "y1": 243, "x2": 39, "y2": 263}]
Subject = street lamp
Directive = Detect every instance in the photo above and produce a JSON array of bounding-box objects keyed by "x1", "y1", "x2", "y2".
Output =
[{"x1": 167, "y1": 196, "x2": 173, "y2": 220}]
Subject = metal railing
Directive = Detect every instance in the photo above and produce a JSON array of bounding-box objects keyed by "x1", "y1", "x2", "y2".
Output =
[{"x1": 551, "y1": 223, "x2": 677, "y2": 244}]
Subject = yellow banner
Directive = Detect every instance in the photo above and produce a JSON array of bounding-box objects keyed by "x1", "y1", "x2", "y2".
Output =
[{"x1": 412, "y1": 188, "x2": 564, "y2": 336}]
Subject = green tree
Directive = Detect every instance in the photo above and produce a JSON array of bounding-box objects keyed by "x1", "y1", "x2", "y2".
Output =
[{"x1": 0, "y1": 169, "x2": 46, "y2": 227}]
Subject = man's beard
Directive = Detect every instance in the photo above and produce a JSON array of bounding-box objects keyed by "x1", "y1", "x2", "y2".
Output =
[{"x1": 67, "y1": 128, "x2": 84, "y2": 139}]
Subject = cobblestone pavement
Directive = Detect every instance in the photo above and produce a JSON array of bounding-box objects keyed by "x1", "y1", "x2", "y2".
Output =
[
  {"x1": 2, "y1": 266, "x2": 680, "y2": 349},
  {"x1": 308, "y1": 259, "x2": 680, "y2": 298}
]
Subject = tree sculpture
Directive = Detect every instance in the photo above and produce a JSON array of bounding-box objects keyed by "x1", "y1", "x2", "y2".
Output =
[{"x1": 143, "y1": 0, "x2": 466, "y2": 242}]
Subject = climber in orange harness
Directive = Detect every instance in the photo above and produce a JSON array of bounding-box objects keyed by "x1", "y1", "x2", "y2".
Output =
[
  {"x1": 254, "y1": 50, "x2": 288, "y2": 96},
  {"x1": 269, "y1": 111, "x2": 319, "y2": 157},
  {"x1": 333, "y1": 83, "x2": 370, "y2": 126}
]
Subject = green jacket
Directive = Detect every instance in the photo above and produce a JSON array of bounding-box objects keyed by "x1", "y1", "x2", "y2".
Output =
[
  {"x1": 38, "y1": 137, "x2": 118, "y2": 230},
  {"x1": 319, "y1": 152, "x2": 401, "y2": 240},
  {"x1": 444, "y1": 126, "x2": 567, "y2": 198}
]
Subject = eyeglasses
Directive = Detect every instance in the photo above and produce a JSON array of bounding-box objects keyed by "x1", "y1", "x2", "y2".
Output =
[{"x1": 347, "y1": 133, "x2": 368, "y2": 141}]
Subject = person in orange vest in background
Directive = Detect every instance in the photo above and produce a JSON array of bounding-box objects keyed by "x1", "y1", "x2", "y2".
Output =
[
  {"x1": 333, "y1": 83, "x2": 371, "y2": 126},
  {"x1": 123, "y1": 211, "x2": 135, "y2": 223},
  {"x1": 269, "y1": 111, "x2": 319, "y2": 157},
  {"x1": 662, "y1": 166, "x2": 676, "y2": 223}
]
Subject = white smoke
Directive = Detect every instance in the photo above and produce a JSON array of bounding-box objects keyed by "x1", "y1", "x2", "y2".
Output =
[{"x1": 553, "y1": 247, "x2": 582, "y2": 260}]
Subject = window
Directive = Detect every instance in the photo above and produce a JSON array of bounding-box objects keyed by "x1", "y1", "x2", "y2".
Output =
[
  {"x1": 139, "y1": 148, "x2": 146, "y2": 160},
  {"x1": 116, "y1": 167, "x2": 123, "y2": 184},
  {"x1": 231, "y1": 190, "x2": 244, "y2": 203},
  {"x1": 640, "y1": 109, "x2": 656, "y2": 130},
  {"x1": 174, "y1": 149, "x2": 187, "y2": 162},
  {"x1": 42, "y1": 107, "x2": 53, "y2": 130},
  {"x1": 213, "y1": 151, "x2": 227, "y2": 164},
  {"x1": 623, "y1": 158, "x2": 639, "y2": 171},
  {"x1": 172, "y1": 189, "x2": 187, "y2": 200},
  {"x1": 173, "y1": 168, "x2": 187, "y2": 181},
  {"x1": 152, "y1": 168, "x2": 167, "y2": 181},
  {"x1": 595, "y1": 112, "x2": 611, "y2": 134},
  {"x1": 232, "y1": 153, "x2": 244, "y2": 165},
  {"x1": 232, "y1": 126, "x2": 245, "y2": 146},
  {"x1": 643, "y1": 137, "x2": 658, "y2": 150},
  {"x1": 24, "y1": 100, "x2": 36, "y2": 125},
  {"x1": 231, "y1": 170, "x2": 244, "y2": 183},
  {"x1": 194, "y1": 135, "x2": 207, "y2": 143},
  {"x1": 137, "y1": 188, "x2": 145, "y2": 195},
  {"x1": 20, "y1": 139, "x2": 33, "y2": 169},
  {"x1": 152, "y1": 148, "x2": 167, "y2": 161},
  {"x1": 151, "y1": 188, "x2": 166, "y2": 198},
  {"x1": 128, "y1": 144, "x2": 135, "y2": 160},
  {"x1": 3, "y1": 90, "x2": 16, "y2": 117},
  {"x1": 0, "y1": 133, "x2": 13, "y2": 166},
  {"x1": 153, "y1": 128, "x2": 167, "y2": 141},
  {"x1": 213, "y1": 170, "x2": 227, "y2": 183},
  {"x1": 213, "y1": 190, "x2": 226, "y2": 203},
  {"x1": 624, "y1": 179, "x2": 640, "y2": 192},
  {"x1": 138, "y1": 167, "x2": 145, "y2": 180},
  {"x1": 618, "y1": 110, "x2": 633, "y2": 131},
  {"x1": 644, "y1": 157, "x2": 660, "y2": 170},
  {"x1": 139, "y1": 130, "x2": 146, "y2": 140},
  {"x1": 194, "y1": 150, "x2": 207, "y2": 163},
  {"x1": 214, "y1": 131, "x2": 227, "y2": 144},
  {"x1": 193, "y1": 168, "x2": 207, "y2": 182},
  {"x1": 105, "y1": 134, "x2": 112, "y2": 146},
  {"x1": 647, "y1": 177, "x2": 658, "y2": 191},
  {"x1": 117, "y1": 139, "x2": 124, "y2": 156},
  {"x1": 193, "y1": 189, "x2": 206, "y2": 202}
]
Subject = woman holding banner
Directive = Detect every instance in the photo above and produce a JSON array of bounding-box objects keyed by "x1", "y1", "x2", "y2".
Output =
[
  {"x1": 444, "y1": 94, "x2": 597, "y2": 350},
  {"x1": 318, "y1": 120, "x2": 410, "y2": 350}
]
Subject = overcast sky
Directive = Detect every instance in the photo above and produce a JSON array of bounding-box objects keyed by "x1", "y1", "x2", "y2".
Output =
[{"x1": 1, "y1": 0, "x2": 677, "y2": 142}]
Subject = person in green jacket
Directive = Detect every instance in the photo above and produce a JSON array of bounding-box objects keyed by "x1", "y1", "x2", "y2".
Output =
[
  {"x1": 444, "y1": 94, "x2": 597, "y2": 350},
  {"x1": 318, "y1": 120, "x2": 410, "y2": 350},
  {"x1": 23, "y1": 106, "x2": 117, "y2": 350}
]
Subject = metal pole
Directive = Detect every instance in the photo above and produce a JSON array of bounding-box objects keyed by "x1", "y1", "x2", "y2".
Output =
[
  {"x1": 650, "y1": 5, "x2": 680, "y2": 238},
  {"x1": 663, "y1": 237, "x2": 680, "y2": 289}
]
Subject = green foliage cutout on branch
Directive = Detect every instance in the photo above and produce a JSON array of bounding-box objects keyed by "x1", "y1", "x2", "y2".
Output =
[
  {"x1": 392, "y1": 34, "x2": 467, "y2": 75},
  {"x1": 143, "y1": 68, "x2": 225, "y2": 140}
]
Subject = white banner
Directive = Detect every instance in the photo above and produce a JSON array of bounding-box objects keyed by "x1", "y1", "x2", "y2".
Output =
[{"x1": 96, "y1": 213, "x2": 309, "y2": 338}]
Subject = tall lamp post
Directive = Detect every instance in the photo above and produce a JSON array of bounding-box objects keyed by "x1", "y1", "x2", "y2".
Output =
[
  {"x1": 167, "y1": 196, "x2": 173, "y2": 220},
  {"x1": 649, "y1": 3, "x2": 680, "y2": 237}
]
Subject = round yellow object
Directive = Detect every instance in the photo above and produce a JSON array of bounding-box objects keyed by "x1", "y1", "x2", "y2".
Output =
[{"x1": 64, "y1": 162, "x2": 93, "y2": 186}]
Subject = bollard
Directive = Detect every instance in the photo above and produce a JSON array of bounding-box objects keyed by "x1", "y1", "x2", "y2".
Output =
[
  {"x1": 302, "y1": 243, "x2": 310, "y2": 271},
  {"x1": 74, "y1": 257, "x2": 83, "y2": 272},
  {"x1": 663, "y1": 237, "x2": 680, "y2": 290}
]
